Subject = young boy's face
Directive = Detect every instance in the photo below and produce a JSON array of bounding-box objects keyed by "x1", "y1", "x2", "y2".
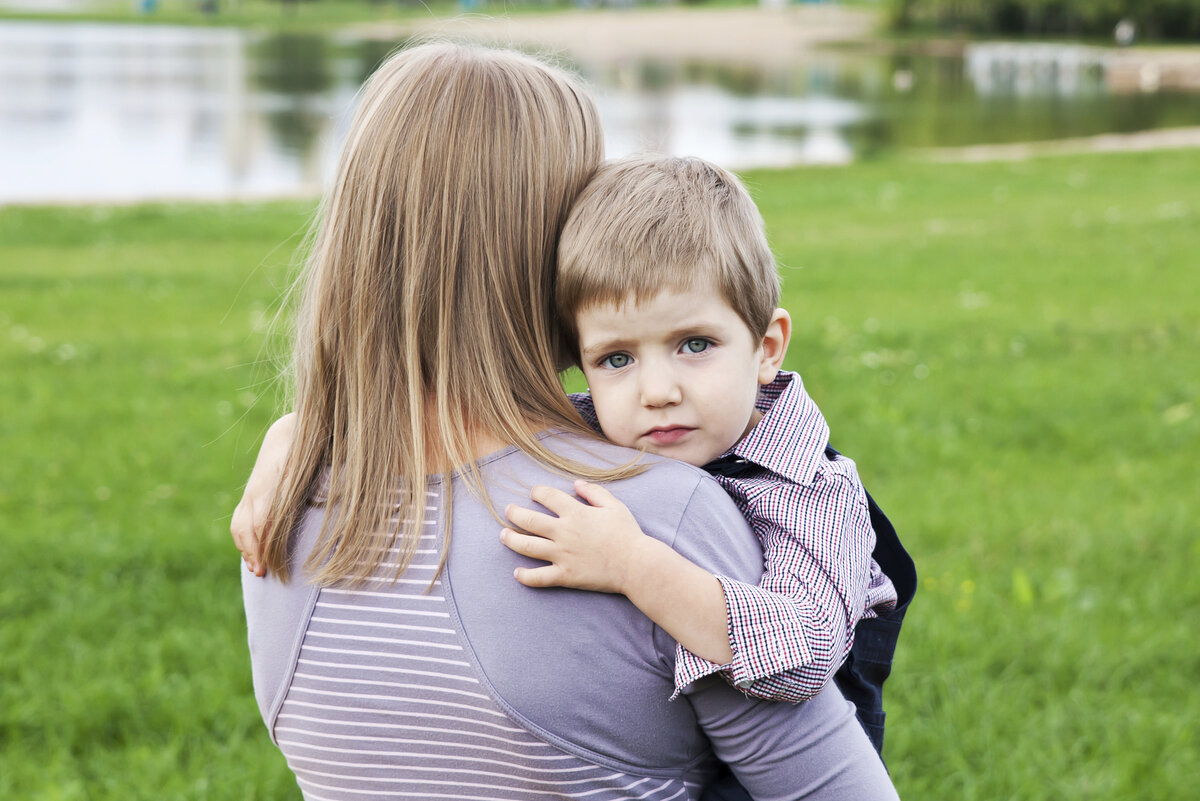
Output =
[{"x1": 575, "y1": 287, "x2": 786, "y2": 467}]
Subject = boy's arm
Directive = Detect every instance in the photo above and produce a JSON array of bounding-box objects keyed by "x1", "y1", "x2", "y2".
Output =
[
  {"x1": 660, "y1": 468, "x2": 899, "y2": 800},
  {"x1": 231, "y1": 412, "x2": 297, "y2": 577},
  {"x1": 501, "y1": 481, "x2": 734, "y2": 666},
  {"x1": 501, "y1": 466, "x2": 877, "y2": 703},
  {"x1": 691, "y1": 467, "x2": 875, "y2": 703}
]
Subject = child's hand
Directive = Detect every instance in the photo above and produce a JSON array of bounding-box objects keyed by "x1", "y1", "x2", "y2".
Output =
[
  {"x1": 501, "y1": 480, "x2": 652, "y2": 594},
  {"x1": 231, "y1": 413, "x2": 297, "y2": 577}
]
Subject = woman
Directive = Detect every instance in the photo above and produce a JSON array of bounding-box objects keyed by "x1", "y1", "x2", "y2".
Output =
[{"x1": 240, "y1": 42, "x2": 896, "y2": 800}]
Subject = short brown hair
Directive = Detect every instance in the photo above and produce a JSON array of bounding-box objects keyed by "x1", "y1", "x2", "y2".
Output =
[{"x1": 557, "y1": 155, "x2": 780, "y2": 360}]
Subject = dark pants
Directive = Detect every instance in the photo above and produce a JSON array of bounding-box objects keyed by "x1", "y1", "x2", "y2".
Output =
[{"x1": 832, "y1": 610, "x2": 904, "y2": 756}]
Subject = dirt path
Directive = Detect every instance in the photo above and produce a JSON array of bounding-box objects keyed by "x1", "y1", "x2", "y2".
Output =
[
  {"x1": 347, "y1": 5, "x2": 879, "y2": 65},
  {"x1": 920, "y1": 126, "x2": 1200, "y2": 162}
]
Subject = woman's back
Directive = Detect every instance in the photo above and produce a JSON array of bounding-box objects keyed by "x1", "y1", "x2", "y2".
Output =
[
  {"x1": 245, "y1": 433, "x2": 895, "y2": 801},
  {"x1": 262, "y1": 482, "x2": 706, "y2": 798}
]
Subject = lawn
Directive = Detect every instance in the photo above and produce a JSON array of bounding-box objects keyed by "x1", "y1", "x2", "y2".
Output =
[{"x1": 1, "y1": 148, "x2": 1196, "y2": 799}]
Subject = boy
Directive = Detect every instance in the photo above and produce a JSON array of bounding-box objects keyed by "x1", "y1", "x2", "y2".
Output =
[
  {"x1": 496, "y1": 156, "x2": 913, "y2": 758},
  {"x1": 232, "y1": 155, "x2": 913, "y2": 760}
]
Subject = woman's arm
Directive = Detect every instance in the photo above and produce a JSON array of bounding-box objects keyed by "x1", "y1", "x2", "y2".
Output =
[
  {"x1": 689, "y1": 678, "x2": 897, "y2": 801},
  {"x1": 501, "y1": 481, "x2": 734, "y2": 666},
  {"x1": 231, "y1": 412, "x2": 297, "y2": 577}
]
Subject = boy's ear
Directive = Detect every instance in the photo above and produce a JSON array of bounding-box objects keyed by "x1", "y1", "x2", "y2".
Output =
[{"x1": 757, "y1": 308, "x2": 791, "y2": 385}]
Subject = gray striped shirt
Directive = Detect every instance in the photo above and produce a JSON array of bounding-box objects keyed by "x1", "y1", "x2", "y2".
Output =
[
  {"x1": 244, "y1": 432, "x2": 897, "y2": 801},
  {"x1": 275, "y1": 496, "x2": 697, "y2": 800}
]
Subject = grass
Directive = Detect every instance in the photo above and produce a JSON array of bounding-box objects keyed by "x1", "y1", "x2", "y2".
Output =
[
  {"x1": 748, "y1": 150, "x2": 1199, "y2": 798},
  {"x1": 0, "y1": 202, "x2": 309, "y2": 799},
  {"x1": 1, "y1": 148, "x2": 1197, "y2": 799}
]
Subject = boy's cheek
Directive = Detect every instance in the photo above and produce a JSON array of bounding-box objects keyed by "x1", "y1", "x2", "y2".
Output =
[{"x1": 589, "y1": 396, "x2": 638, "y2": 448}]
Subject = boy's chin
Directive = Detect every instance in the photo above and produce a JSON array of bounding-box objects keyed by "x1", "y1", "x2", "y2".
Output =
[{"x1": 639, "y1": 443, "x2": 717, "y2": 469}]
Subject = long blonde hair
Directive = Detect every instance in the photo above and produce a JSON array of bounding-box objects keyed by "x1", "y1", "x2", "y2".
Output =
[{"x1": 263, "y1": 42, "x2": 628, "y2": 584}]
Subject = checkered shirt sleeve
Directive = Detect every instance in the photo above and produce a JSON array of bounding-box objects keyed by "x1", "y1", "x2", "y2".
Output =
[
  {"x1": 571, "y1": 382, "x2": 890, "y2": 703},
  {"x1": 671, "y1": 463, "x2": 878, "y2": 703},
  {"x1": 568, "y1": 392, "x2": 600, "y2": 431}
]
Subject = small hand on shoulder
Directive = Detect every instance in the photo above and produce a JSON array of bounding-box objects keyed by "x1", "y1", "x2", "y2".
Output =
[
  {"x1": 231, "y1": 412, "x2": 297, "y2": 577},
  {"x1": 503, "y1": 478, "x2": 734, "y2": 666},
  {"x1": 500, "y1": 480, "x2": 652, "y2": 594}
]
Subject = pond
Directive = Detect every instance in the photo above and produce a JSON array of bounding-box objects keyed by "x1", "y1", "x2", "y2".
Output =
[{"x1": 2, "y1": 20, "x2": 1199, "y2": 204}]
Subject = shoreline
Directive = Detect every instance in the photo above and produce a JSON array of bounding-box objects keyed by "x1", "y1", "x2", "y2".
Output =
[
  {"x1": 3, "y1": 7, "x2": 1199, "y2": 206},
  {"x1": 6, "y1": 130, "x2": 1200, "y2": 208},
  {"x1": 347, "y1": 6, "x2": 879, "y2": 65},
  {"x1": 918, "y1": 125, "x2": 1200, "y2": 162},
  {"x1": 4, "y1": 5, "x2": 1199, "y2": 89}
]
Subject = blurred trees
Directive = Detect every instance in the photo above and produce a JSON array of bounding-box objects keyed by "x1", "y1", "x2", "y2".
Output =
[{"x1": 891, "y1": 0, "x2": 1200, "y2": 41}]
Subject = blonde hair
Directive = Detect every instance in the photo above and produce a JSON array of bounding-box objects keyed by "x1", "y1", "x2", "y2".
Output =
[
  {"x1": 557, "y1": 155, "x2": 780, "y2": 359},
  {"x1": 263, "y1": 42, "x2": 629, "y2": 585}
]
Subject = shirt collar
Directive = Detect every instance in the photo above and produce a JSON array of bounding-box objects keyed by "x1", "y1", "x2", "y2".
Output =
[{"x1": 727, "y1": 370, "x2": 830, "y2": 486}]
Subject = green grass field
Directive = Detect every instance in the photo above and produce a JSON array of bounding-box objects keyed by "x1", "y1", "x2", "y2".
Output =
[{"x1": 1, "y1": 149, "x2": 1196, "y2": 799}]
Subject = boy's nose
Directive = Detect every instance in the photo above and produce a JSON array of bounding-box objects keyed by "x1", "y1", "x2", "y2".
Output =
[{"x1": 640, "y1": 371, "x2": 682, "y2": 408}]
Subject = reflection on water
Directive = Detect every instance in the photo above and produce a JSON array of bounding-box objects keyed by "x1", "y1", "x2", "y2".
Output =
[
  {"x1": 593, "y1": 58, "x2": 869, "y2": 167},
  {"x1": 2, "y1": 21, "x2": 1200, "y2": 204},
  {"x1": 0, "y1": 22, "x2": 353, "y2": 203},
  {"x1": 965, "y1": 43, "x2": 1108, "y2": 96}
]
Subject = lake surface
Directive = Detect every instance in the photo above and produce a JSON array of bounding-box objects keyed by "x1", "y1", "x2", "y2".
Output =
[{"x1": 3, "y1": 20, "x2": 1200, "y2": 204}]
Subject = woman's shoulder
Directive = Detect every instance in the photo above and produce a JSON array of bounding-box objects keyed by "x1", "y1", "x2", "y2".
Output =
[
  {"x1": 484, "y1": 431, "x2": 761, "y2": 580},
  {"x1": 527, "y1": 430, "x2": 719, "y2": 513}
]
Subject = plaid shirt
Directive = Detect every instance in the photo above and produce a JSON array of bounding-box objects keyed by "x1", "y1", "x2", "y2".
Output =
[{"x1": 570, "y1": 370, "x2": 897, "y2": 702}]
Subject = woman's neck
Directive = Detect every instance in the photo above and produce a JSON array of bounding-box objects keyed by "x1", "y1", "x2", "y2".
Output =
[{"x1": 422, "y1": 401, "x2": 550, "y2": 471}]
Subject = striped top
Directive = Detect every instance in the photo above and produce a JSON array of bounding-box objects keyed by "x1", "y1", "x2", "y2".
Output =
[{"x1": 271, "y1": 489, "x2": 701, "y2": 801}]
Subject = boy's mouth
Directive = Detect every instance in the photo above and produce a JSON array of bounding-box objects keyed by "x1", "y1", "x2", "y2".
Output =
[{"x1": 644, "y1": 426, "x2": 695, "y2": 445}]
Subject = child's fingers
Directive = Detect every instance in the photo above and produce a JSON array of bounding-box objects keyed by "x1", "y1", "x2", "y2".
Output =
[
  {"x1": 499, "y1": 528, "x2": 555, "y2": 562},
  {"x1": 572, "y1": 480, "x2": 622, "y2": 509},
  {"x1": 232, "y1": 499, "x2": 271, "y2": 577},
  {"x1": 231, "y1": 499, "x2": 259, "y2": 556},
  {"x1": 512, "y1": 564, "x2": 564, "y2": 589},
  {"x1": 528, "y1": 485, "x2": 587, "y2": 516},
  {"x1": 504, "y1": 502, "x2": 560, "y2": 536}
]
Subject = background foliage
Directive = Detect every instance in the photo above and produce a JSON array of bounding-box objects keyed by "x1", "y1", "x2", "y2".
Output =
[{"x1": 891, "y1": 0, "x2": 1200, "y2": 40}]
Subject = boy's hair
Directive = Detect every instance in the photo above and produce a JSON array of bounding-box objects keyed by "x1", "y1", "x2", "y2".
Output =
[{"x1": 557, "y1": 155, "x2": 781, "y2": 359}]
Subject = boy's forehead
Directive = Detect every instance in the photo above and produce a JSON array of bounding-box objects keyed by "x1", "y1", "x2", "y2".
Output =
[{"x1": 576, "y1": 285, "x2": 738, "y2": 318}]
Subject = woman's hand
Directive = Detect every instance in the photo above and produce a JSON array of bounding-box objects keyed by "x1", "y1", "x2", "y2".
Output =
[
  {"x1": 501, "y1": 480, "x2": 652, "y2": 594},
  {"x1": 232, "y1": 412, "x2": 297, "y2": 577}
]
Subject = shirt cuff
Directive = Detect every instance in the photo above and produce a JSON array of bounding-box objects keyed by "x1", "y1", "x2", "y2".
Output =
[
  {"x1": 716, "y1": 575, "x2": 818, "y2": 690},
  {"x1": 670, "y1": 645, "x2": 729, "y2": 700}
]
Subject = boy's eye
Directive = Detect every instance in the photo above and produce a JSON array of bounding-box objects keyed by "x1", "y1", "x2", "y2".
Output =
[
  {"x1": 683, "y1": 338, "x2": 710, "y2": 354},
  {"x1": 601, "y1": 353, "x2": 631, "y2": 369}
]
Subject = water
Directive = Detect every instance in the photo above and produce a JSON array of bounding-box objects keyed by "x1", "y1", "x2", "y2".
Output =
[{"x1": 2, "y1": 20, "x2": 1199, "y2": 204}]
